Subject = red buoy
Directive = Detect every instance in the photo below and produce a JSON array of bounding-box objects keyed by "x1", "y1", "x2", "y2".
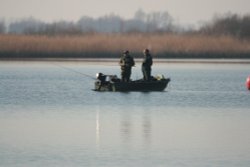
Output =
[{"x1": 246, "y1": 76, "x2": 250, "y2": 90}]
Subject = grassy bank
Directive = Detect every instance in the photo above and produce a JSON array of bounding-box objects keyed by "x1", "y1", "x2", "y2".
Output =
[{"x1": 0, "y1": 34, "x2": 250, "y2": 59}]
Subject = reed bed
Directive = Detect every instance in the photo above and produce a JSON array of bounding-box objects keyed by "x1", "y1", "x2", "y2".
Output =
[{"x1": 0, "y1": 33, "x2": 250, "y2": 58}]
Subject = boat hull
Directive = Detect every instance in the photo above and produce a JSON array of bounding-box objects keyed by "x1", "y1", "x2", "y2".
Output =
[{"x1": 94, "y1": 78, "x2": 170, "y2": 92}]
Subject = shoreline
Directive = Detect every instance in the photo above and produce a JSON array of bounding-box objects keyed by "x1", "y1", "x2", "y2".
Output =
[{"x1": 1, "y1": 58, "x2": 250, "y2": 64}]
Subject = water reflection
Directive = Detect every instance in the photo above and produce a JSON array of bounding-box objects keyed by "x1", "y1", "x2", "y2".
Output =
[
  {"x1": 94, "y1": 106, "x2": 153, "y2": 148},
  {"x1": 120, "y1": 108, "x2": 152, "y2": 146},
  {"x1": 96, "y1": 110, "x2": 100, "y2": 148},
  {"x1": 120, "y1": 112, "x2": 132, "y2": 143},
  {"x1": 142, "y1": 114, "x2": 152, "y2": 145}
]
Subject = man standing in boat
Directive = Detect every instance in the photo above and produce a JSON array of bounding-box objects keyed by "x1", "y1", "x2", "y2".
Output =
[
  {"x1": 142, "y1": 49, "x2": 153, "y2": 81},
  {"x1": 119, "y1": 50, "x2": 135, "y2": 82}
]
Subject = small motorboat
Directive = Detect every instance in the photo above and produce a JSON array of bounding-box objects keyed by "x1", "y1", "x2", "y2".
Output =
[{"x1": 94, "y1": 73, "x2": 170, "y2": 92}]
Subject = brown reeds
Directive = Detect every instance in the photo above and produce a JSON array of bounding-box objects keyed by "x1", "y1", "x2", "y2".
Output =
[{"x1": 0, "y1": 33, "x2": 250, "y2": 58}]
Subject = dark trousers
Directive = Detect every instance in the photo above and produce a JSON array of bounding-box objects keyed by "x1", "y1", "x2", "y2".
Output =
[
  {"x1": 121, "y1": 67, "x2": 131, "y2": 82},
  {"x1": 142, "y1": 66, "x2": 151, "y2": 81}
]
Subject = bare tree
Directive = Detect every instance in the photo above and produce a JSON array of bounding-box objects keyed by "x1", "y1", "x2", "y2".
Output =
[
  {"x1": 200, "y1": 13, "x2": 250, "y2": 39},
  {"x1": 0, "y1": 20, "x2": 6, "y2": 34},
  {"x1": 6, "y1": 10, "x2": 177, "y2": 35}
]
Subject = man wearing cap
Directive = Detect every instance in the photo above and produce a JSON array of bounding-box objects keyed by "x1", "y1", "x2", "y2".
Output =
[
  {"x1": 119, "y1": 50, "x2": 135, "y2": 82},
  {"x1": 142, "y1": 49, "x2": 153, "y2": 81}
]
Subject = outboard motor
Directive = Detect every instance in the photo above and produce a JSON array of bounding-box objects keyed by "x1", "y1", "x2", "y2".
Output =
[
  {"x1": 95, "y1": 73, "x2": 107, "y2": 91},
  {"x1": 96, "y1": 73, "x2": 106, "y2": 82}
]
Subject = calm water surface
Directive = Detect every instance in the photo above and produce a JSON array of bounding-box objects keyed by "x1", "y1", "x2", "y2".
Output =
[{"x1": 0, "y1": 61, "x2": 250, "y2": 167}]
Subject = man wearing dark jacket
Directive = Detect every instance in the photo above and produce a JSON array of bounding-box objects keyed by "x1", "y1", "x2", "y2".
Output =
[
  {"x1": 119, "y1": 50, "x2": 135, "y2": 82},
  {"x1": 142, "y1": 49, "x2": 153, "y2": 81}
]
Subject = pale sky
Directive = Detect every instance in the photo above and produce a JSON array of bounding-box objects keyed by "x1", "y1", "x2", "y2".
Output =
[{"x1": 1, "y1": 0, "x2": 250, "y2": 26}]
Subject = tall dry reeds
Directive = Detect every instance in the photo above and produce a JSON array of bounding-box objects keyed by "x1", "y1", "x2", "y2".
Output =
[{"x1": 0, "y1": 33, "x2": 250, "y2": 58}]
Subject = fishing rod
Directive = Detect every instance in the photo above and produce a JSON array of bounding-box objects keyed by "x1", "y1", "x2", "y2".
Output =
[{"x1": 53, "y1": 63, "x2": 96, "y2": 80}]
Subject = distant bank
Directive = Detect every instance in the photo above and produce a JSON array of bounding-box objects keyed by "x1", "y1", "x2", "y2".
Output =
[
  {"x1": 1, "y1": 34, "x2": 250, "y2": 60},
  {"x1": 1, "y1": 58, "x2": 250, "y2": 64}
]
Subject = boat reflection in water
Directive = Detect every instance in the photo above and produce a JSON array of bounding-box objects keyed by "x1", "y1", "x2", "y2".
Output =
[{"x1": 95, "y1": 107, "x2": 152, "y2": 148}]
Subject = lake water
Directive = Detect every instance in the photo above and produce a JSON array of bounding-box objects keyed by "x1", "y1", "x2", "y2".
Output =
[{"x1": 0, "y1": 61, "x2": 250, "y2": 167}]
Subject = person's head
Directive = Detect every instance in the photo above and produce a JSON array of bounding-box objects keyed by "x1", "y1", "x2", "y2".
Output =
[
  {"x1": 143, "y1": 49, "x2": 150, "y2": 55},
  {"x1": 123, "y1": 50, "x2": 129, "y2": 55}
]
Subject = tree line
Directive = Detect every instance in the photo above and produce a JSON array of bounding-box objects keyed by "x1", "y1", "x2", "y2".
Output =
[
  {"x1": 0, "y1": 11, "x2": 250, "y2": 39},
  {"x1": 0, "y1": 10, "x2": 174, "y2": 35},
  {"x1": 199, "y1": 13, "x2": 250, "y2": 39}
]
